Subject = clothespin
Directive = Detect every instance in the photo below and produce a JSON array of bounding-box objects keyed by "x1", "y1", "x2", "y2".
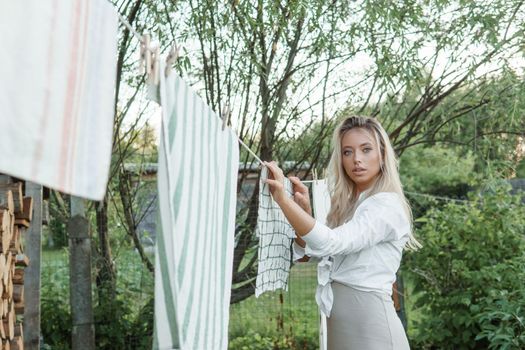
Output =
[
  {"x1": 165, "y1": 42, "x2": 179, "y2": 77},
  {"x1": 220, "y1": 105, "x2": 230, "y2": 131},
  {"x1": 139, "y1": 34, "x2": 151, "y2": 76},
  {"x1": 148, "y1": 45, "x2": 160, "y2": 86}
]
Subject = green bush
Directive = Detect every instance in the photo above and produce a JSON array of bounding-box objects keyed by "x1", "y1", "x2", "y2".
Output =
[
  {"x1": 474, "y1": 258, "x2": 525, "y2": 349},
  {"x1": 516, "y1": 159, "x2": 525, "y2": 178},
  {"x1": 41, "y1": 253, "x2": 71, "y2": 349},
  {"x1": 403, "y1": 185, "x2": 525, "y2": 349},
  {"x1": 41, "y1": 279, "x2": 71, "y2": 349},
  {"x1": 400, "y1": 146, "x2": 477, "y2": 195},
  {"x1": 94, "y1": 294, "x2": 154, "y2": 349},
  {"x1": 46, "y1": 216, "x2": 68, "y2": 248},
  {"x1": 40, "y1": 249, "x2": 154, "y2": 349}
]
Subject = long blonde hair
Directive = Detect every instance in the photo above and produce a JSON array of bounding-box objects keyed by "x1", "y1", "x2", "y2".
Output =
[{"x1": 325, "y1": 116, "x2": 421, "y2": 250}]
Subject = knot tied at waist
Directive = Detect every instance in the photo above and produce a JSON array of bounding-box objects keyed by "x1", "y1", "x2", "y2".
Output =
[{"x1": 315, "y1": 257, "x2": 334, "y2": 317}]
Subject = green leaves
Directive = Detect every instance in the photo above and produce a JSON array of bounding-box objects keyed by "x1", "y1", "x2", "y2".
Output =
[
  {"x1": 400, "y1": 145, "x2": 477, "y2": 194},
  {"x1": 403, "y1": 185, "x2": 525, "y2": 348}
]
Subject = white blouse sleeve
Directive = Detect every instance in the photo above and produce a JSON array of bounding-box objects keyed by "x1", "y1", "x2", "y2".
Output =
[
  {"x1": 303, "y1": 193, "x2": 410, "y2": 257},
  {"x1": 292, "y1": 241, "x2": 307, "y2": 261}
]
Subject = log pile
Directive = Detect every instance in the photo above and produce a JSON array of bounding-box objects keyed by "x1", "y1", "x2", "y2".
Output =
[{"x1": 0, "y1": 183, "x2": 30, "y2": 350}]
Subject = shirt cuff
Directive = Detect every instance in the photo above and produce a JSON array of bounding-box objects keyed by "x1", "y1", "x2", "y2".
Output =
[
  {"x1": 292, "y1": 241, "x2": 307, "y2": 261},
  {"x1": 302, "y1": 220, "x2": 329, "y2": 250}
]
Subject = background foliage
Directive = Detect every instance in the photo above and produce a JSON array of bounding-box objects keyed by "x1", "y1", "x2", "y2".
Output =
[
  {"x1": 403, "y1": 185, "x2": 525, "y2": 349},
  {"x1": 38, "y1": 0, "x2": 525, "y2": 348}
]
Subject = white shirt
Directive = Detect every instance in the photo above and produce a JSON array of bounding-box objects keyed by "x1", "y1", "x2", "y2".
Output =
[{"x1": 292, "y1": 192, "x2": 410, "y2": 317}]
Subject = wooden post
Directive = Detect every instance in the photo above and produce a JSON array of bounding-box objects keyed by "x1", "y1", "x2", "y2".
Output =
[
  {"x1": 22, "y1": 182, "x2": 42, "y2": 350},
  {"x1": 68, "y1": 197, "x2": 95, "y2": 350}
]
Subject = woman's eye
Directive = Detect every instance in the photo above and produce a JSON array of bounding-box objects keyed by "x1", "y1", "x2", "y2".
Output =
[
  {"x1": 363, "y1": 148, "x2": 372, "y2": 153},
  {"x1": 343, "y1": 150, "x2": 352, "y2": 156}
]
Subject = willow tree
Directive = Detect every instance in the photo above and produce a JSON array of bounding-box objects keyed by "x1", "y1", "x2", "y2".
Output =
[
  {"x1": 105, "y1": 0, "x2": 525, "y2": 306},
  {"x1": 125, "y1": 0, "x2": 525, "y2": 303}
]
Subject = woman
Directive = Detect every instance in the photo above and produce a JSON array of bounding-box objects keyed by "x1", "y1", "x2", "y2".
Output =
[{"x1": 264, "y1": 116, "x2": 421, "y2": 350}]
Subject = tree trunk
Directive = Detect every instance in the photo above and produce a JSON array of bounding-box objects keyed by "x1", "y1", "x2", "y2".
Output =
[{"x1": 95, "y1": 197, "x2": 116, "y2": 301}]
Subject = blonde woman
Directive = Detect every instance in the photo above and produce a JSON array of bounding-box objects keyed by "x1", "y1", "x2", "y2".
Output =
[{"x1": 264, "y1": 116, "x2": 420, "y2": 350}]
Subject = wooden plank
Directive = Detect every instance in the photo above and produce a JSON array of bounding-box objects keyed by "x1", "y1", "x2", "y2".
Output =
[
  {"x1": 11, "y1": 270, "x2": 23, "y2": 286},
  {"x1": 13, "y1": 304, "x2": 22, "y2": 315},
  {"x1": 0, "y1": 192, "x2": 14, "y2": 214},
  {"x1": 16, "y1": 199, "x2": 32, "y2": 223},
  {"x1": 9, "y1": 337, "x2": 21, "y2": 350},
  {"x1": 0, "y1": 185, "x2": 22, "y2": 215},
  {"x1": 9, "y1": 227, "x2": 20, "y2": 255},
  {"x1": 10, "y1": 337, "x2": 21, "y2": 350},
  {"x1": 2, "y1": 299, "x2": 7, "y2": 318},
  {"x1": 4, "y1": 254, "x2": 12, "y2": 290},
  {"x1": 0, "y1": 212, "x2": 12, "y2": 255},
  {"x1": 5, "y1": 302, "x2": 14, "y2": 340},
  {"x1": 12, "y1": 286, "x2": 23, "y2": 304},
  {"x1": 22, "y1": 183, "x2": 40, "y2": 350},
  {"x1": 13, "y1": 324, "x2": 22, "y2": 338},
  {"x1": 12, "y1": 221, "x2": 28, "y2": 229}
]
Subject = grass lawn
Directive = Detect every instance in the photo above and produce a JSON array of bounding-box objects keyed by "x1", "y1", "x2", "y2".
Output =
[
  {"x1": 229, "y1": 262, "x2": 422, "y2": 349},
  {"x1": 41, "y1": 248, "x2": 420, "y2": 349},
  {"x1": 229, "y1": 262, "x2": 319, "y2": 346}
]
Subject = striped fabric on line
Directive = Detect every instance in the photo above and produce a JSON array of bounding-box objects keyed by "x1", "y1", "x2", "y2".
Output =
[
  {"x1": 312, "y1": 179, "x2": 331, "y2": 225},
  {"x1": 255, "y1": 167, "x2": 296, "y2": 297},
  {"x1": 151, "y1": 62, "x2": 239, "y2": 350},
  {"x1": 0, "y1": 0, "x2": 117, "y2": 200},
  {"x1": 311, "y1": 179, "x2": 331, "y2": 350}
]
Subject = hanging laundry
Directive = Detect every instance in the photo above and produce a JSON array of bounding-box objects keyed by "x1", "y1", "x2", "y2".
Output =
[
  {"x1": 150, "y1": 62, "x2": 239, "y2": 350},
  {"x1": 311, "y1": 179, "x2": 331, "y2": 350},
  {"x1": 291, "y1": 178, "x2": 330, "y2": 261},
  {"x1": 255, "y1": 167, "x2": 296, "y2": 297},
  {"x1": 312, "y1": 179, "x2": 331, "y2": 224},
  {"x1": 0, "y1": 1, "x2": 118, "y2": 200}
]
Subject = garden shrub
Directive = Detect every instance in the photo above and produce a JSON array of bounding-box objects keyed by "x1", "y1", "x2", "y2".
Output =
[
  {"x1": 474, "y1": 257, "x2": 525, "y2": 349},
  {"x1": 41, "y1": 265, "x2": 71, "y2": 349},
  {"x1": 403, "y1": 185, "x2": 525, "y2": 349}
]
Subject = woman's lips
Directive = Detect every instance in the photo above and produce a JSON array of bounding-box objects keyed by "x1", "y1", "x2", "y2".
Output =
[{"x1": 352, "y1": 168, "x2": 366, "y2": 174}]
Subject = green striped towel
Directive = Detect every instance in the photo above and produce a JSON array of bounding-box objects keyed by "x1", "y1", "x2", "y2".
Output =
[{"x1": 151, "y1": 62, "x2": 239, "y2": 350}]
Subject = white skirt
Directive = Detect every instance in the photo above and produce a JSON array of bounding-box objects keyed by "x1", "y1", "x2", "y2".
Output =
[{"x1": 327, "y1": 282, "x2": 410, "y2": 350}]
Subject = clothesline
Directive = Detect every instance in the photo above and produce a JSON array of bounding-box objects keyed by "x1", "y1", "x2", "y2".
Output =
[
  {"x1": 405, "y1": 191, "x2": 470, "y2": 203},
  {"x1": 115, "y1": 8, "x2": 142, "y2": 41},
  {"x1": 294, "y1": 179, "x2": 470, "y2": 204},
  {"x1": 115, "y1": 7, "x2": 265, "y2": 168}
]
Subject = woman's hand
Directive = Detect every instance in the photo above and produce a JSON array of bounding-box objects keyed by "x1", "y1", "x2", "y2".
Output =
[
  {"x1": 289, "y1": 176, "x2": 312, "y2": 215},
  {"x1": 263, "y1": 161, "x2": 317, "y2": 237},
  {"x1": 264, "y1": 161, "x2": 287, "y2": 204}
]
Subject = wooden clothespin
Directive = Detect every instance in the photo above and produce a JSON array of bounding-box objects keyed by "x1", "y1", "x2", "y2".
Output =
[
  {"x1": 139, "y1": 34, "x2": 151, "y2": 75},
  {"x1": 220, "y1": 105, "x2": 231, "y2": 131},
  {"x1": 148, "y1": 45, "x2": 160, "y2": 86},
  {"x1": 165, "y1": 42, "x2": 179, "y2": 77}
]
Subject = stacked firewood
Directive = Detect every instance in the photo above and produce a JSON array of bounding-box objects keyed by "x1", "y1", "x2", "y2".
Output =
[{"x1": 0, "y1": 182, "x2": 31, "y2": 350}]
